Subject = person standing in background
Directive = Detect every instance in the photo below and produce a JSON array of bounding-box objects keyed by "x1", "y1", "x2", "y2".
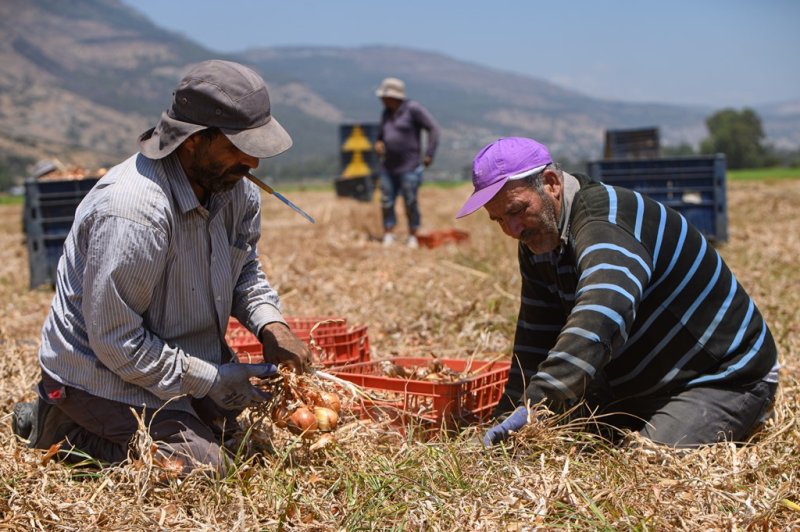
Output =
[{"x1": 374, "y1": 77, "x2": 440, "y2": 248}]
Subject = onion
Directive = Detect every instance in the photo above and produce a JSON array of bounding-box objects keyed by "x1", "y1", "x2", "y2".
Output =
[
  {"x1": 313, "y1": 406, "x2": 339, "y2": 432},
  {"x1": 427, "y1": 359, "x2": 443, "y2": 373},
  {"x1": 316, "y1": 391, "x2": 341, "y2": 414},
  {"x1": 305, "y1": 390, "x2": 321, "y2": 406},
  {"x1": 271, "y1": 404, "x2": 290, "y2": 429},
  {"x1": 287, "y1": 407, "x2": 317, "y2": 437}
]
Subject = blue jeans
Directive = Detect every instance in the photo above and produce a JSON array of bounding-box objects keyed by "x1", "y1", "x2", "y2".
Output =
[{"x1": 380, "y1": 165, "x2": 423, "y2": 232}]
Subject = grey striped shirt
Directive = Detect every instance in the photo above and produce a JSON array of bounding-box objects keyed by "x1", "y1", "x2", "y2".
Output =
[{"x1": 39, "y1": 153, "x2": 284, "y2": 413}]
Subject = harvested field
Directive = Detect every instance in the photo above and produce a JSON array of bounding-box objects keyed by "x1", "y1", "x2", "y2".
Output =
[{"x1": 1, "y1": 179, "x2": 798, "y2": 529}]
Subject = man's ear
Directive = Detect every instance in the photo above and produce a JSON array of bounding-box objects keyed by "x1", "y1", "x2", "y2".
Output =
[
  {"x1": 542, "y1": 167, "x2": 562, "y2": 200},
  {"x1": 183, "y1": 132, "x2": 203, "y2": 153}
]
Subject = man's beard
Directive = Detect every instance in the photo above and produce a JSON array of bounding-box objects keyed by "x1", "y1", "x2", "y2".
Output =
[
  {"x1": 187, "y1": 158, "x2": 250, "y2": 196},
  {"x1": 519, "y1": 193, "x2": 560, "y2": 254}
]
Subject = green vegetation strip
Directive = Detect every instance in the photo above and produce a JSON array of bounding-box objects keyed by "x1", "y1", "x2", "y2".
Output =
[
  {"x1": 728, "y1": 167, "x2": 800, "y2": 181},
  {"x1": 0, "y1": 195, "x2": 23, "y2": 205}
]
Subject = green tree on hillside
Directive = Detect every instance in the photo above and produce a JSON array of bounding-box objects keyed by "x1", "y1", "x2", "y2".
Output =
[{"x1": 700, "y1": 108, "x2": 767, "y2": 169}]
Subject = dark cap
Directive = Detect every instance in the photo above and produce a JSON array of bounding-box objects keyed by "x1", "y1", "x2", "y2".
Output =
[{"x1": 139, "y1": 59, "x2": 292, "y2": 159}]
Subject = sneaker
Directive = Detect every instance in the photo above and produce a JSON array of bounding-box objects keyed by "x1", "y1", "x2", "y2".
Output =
[
  {"x1": 406, "y1": 235, "x2": 419, "y2": 249},
  {"x1": 12, "y1": 398, "x2": 77, "y2": 449},
  {"x1": 382, "y1": 233, "x2": 395, "y2": 247}
]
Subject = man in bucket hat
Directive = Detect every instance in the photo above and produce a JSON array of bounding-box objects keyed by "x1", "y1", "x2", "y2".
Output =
[
  {"x1": 459, "y1": 137, "x2": 779, "y2": 448},
  {"x1": 374, "y1": 77, "x2": 440, "y2": 248},
  {"x1": 11, "y1": 60, "x2": 311, "y2": 474}
]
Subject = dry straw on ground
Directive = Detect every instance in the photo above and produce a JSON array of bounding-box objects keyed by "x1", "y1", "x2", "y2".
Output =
[{"x1": 1, "y1": 179, "x2": 798, "y2": 529}]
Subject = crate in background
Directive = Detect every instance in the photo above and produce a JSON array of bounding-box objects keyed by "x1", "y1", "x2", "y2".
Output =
[
  {"x1": 587, "y1": 154, "x2": 728, "y2": 243},
  {"x1": 24, "y1": 177, "x2": 100, "y2": 288},
  {"x1": 604, "y1": 127, "x2": 660, "y2": 159},
  {"x1": 27, "y1": 234, "x2": 69, "y2": 290},
  {"x1": 330, "y1": 357, "x2": 511, "y2": 431},
  {"x1": 416, "y1": 228, "x2": 469, "y2": 249}
]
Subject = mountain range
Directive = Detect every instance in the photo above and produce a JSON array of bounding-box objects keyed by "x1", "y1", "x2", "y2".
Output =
[{"x1": 1, "y1": 0, "x2": 797, "y2": 182}]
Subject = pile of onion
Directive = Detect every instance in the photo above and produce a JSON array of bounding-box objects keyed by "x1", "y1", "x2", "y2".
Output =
[{"x1": 276, "y1": 389, "x2": 342, "y2": 437}]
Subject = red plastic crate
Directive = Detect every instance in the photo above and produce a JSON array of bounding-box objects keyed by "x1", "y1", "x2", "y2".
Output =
[
  {"x1": 226, "y1": 317, "x2": 347, "y2": 346},
  {"x1": 310, "y1": 325, "x2": 371, "y2": 367},
  {"x1": 416, "y1": 228, "x2": 470, "y2": 249},
  {"x1": 226, "y1": 317, "x2": 370, "y2": 367},
  {"x1": 285, "y1": 316, "x2": 349, "y2": 340},
  {"x1": 330, "y1": 357, "x2": 510, "y2": 429}
]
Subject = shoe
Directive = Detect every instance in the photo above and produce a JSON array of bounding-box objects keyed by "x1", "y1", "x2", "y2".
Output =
[
  {"x1": 382, "y1": 233, "x2": 395, "y2": 247},
  {"x1": 406, "y1": 235, "x2": 419, "y2": 249},
  {"x1": 13, "y1": 397, "x2": 77, "y2": 449},
  {"x1": 12, "y1": 401, "x2": 35, "y2": 440}
]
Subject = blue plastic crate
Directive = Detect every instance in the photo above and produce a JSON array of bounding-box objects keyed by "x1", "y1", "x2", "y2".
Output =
[
  {"x1": 23, "y1": 177, "x2": 99, "y2": 288},
  {"x1": 587, "y1": 155, "x2": 728, "y2": 243},
  {"x1": 27, "y1": 233, "x2": 69, "y2": 289}
]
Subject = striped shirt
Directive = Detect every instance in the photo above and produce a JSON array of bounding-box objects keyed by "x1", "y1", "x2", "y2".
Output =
[
  {"x1": 39, "y1": 153, "x2": 285, "y2": 413},
  {"x1": 510, "y1": 172, "x2": 778, "y2": 411}
]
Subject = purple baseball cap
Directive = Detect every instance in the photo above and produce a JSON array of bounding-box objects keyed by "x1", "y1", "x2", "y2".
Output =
[{"x1": 456, "y1": 137, "x2": 552, "y2": 218}]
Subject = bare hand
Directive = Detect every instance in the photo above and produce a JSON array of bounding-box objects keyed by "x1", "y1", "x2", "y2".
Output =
[
  {"x1": 374, "y1": 140, "x2": 385, "y2": 157},
  {"x1": 259, "y1": 322, "x2": 312, "y2": 373},
  {"x1": 423, "y1": 155, "x2": 433, "y2": 167}
]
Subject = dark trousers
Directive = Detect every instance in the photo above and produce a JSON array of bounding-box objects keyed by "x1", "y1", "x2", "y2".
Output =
[
  {"x1": 41, "y1": 372, "x2": 239, "y2": 474},
  {"x1": 596, "y1": 380, "x2": 777, "y2": 446},
  {"x1": 498, "y1": 376, "x2": 777, "y2": 447}
]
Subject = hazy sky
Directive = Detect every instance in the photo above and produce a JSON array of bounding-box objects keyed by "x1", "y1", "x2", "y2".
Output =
[{"x1": 122, "y1": 0, "x2": 799, "y2": 108}]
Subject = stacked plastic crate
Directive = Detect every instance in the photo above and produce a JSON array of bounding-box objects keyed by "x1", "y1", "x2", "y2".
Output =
[
  {"x1": 228, "y1": 318, "x2": 511, "y2": 433},
  {"x1": 24, "y1": 176, "x2": 100, "y2": 289},
  {"x1": 226, "y1": 316, "x2": 371, "y2": 368},
  {"x1": 587, "y1": 155, "x2": 728, "y2": 243}
]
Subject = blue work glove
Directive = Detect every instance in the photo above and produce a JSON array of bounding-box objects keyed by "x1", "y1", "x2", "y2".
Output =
[
  {"x1": 482, "y1": 406, "x2": 530, "y2": 447},
  {"x1": 207, "y1": 362, "x2": 277, "y2": 410}
]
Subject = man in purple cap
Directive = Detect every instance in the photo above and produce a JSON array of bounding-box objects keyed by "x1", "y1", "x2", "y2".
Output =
[
  {"x1": 12, "y1": 59, "x2": 311, "y2": 474},
  {"x1": 457, "y1": 137, "x2": 779, "y2": 448}
]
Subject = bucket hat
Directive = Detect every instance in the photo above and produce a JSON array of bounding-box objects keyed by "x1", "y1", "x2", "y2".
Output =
[
  {"x1": 456, "y1": 137, "x2": 552, "y2": 218},
  {"x1": 139, "y1": 59, "x2": 292, "y2": 159},
  {"x1": 375, "y1": 77, "x2": 406, "y2": 100}
]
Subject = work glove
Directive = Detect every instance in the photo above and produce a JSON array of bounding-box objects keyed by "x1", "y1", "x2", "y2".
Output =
[
  {"x1": 482, "y1": 406, "x2": 530, "y2": 447},
  {"x1": 207, "y1": 362, "x2": 277, "y2": 410}
]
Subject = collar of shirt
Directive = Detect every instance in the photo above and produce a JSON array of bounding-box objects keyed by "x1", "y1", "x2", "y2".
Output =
[
  {"x1": 385, "y1": 99, "x2": 409, "y2": 118},
  {"x1": 557, "y1": 171, "x2": 581, "y2": 250}
]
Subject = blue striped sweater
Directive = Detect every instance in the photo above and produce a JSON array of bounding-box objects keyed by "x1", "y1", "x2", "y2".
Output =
[{"x1": 510, "y1": 172, "x2": 778, "y2": 411}]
